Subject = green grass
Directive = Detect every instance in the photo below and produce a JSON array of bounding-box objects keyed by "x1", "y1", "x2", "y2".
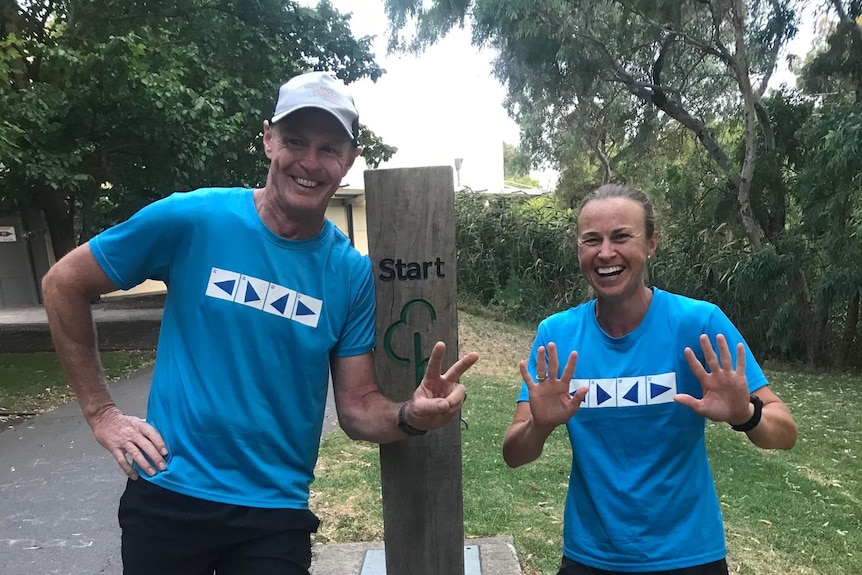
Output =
[
  {"x1": 0, "y1": 351, "x2": 156, "y2": 415},
  {"x1": 312, "y1": 367, "x2": 862, "y2": 575},
  {"x1": 711, "y1": 370, "x2": 862, "y2": 575},
  {"x1": 3, "y1": 323, "x2": 859, "y2": 574},
  {"x1": 461, "y1": 374, "x2": 571, "y2": 572}
]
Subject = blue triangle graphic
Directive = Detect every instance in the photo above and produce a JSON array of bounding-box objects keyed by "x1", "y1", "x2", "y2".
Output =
[
  {"x1": 271, "y1": 294, "x2": 289, "y2": 315},
  {"x1": 623, "y1": 383, "x2": 639, "y2": 403},
  {"x1": 215, "y1": 280, "x2": 235, "y2": 295},
  {"x1": 295, "y1": 300, "x2": 315, "y2": 316},
  {"x1": 651, "y1": 383, "x2": 671, "y2": 399},
  {"x1": 596, "y1": 385, "x2": 612, "y2": 405},
  {"x1": 244, "y1": 283, "x2": 260, "y2": 303}
]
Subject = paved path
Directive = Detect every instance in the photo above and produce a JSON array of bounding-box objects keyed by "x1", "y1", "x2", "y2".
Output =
[
  {"x1": 0, "y1": 370, "x2": 149, "y2": 575},
  {"x1": 0, "y1": 364, "x2": 340, "y2": 575}
]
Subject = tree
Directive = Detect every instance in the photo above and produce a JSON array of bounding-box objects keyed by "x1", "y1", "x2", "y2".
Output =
[
  {"x1": 503, "y1": 141, "x2": 540, "y2": 188},
  {"x1": 800, "y1": 0, "x2": 862, "y2": 99},
  {"x1": 653, "y1": 1, "x2": 862, "y2": 367},
  {"x1": 503, "y1": 142, "x2": 530, "y2": 179},
  {"x1": 384, "y1": 0, "x2": 799, "y2": 250},
  {"x1": 0, "y1": 0, "x2": 389, "y2": 259},
  {"x1": 792, "y1": 0, "x2": 862, "y2": 366}
]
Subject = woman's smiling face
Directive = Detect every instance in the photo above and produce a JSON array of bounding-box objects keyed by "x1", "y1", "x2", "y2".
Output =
[{"x1": 577, "y1": 196, "x2": 658, "y2": 303}]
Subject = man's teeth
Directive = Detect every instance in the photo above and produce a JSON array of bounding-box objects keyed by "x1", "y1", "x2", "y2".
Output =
[
  {"x1": 294, "y1": 177, "x2": 318, "y2": 187},
  {"x1": 597, "y1": 266, "x2": 623, "y2": 276}
]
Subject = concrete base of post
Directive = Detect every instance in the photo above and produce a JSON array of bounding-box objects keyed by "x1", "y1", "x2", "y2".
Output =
[{"x1": 310, "y1": 536, "x2": 523, "y2": 575}]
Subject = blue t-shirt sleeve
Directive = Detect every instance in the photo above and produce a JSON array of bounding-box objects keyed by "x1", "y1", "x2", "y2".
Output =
[
  {"x1": 332, "y1": 255, "x2": 376, "y2": 357},
  {"x1": 89, "y1": 193, "x2": 189, "y2": 289}
]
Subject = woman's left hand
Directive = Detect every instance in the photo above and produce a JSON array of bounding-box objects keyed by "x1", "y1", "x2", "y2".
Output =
[{"x1": 675, "y1": 333, "x2": 753, "y2": 425}]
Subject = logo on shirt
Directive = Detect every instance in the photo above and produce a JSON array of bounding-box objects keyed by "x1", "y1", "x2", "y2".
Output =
[
  {"x1": 205, "y1": 267, "x2": 323, "y2": 328},
  {"x1": 571, "y1": 372, "x2": 677, "y2": 409}
]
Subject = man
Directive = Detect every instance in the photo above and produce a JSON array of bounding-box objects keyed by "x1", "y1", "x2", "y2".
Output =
[{"x1": 42, "y1": 71, "x2": 478, "y2": 575}]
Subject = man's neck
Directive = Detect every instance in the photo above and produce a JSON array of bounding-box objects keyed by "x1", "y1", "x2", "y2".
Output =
[{"x1": 253, "y1": 187, "x2": 325, "y2": 240}]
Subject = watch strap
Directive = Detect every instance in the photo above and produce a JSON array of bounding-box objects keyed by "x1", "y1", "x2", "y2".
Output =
[
  {"x1": 731, "y1": 394, "x2": 763, "y2": 432},
  {"x1": 398, "y1": 402, "x2": 428, "y2": 436}
]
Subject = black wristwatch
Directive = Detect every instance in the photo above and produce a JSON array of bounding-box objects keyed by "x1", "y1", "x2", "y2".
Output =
[
  {"x1": 398, "y1": 402, "x2": 428, "y2": 436},
  {"x1": 730, "y1": 394, "x2": 763, "y2": 432}
]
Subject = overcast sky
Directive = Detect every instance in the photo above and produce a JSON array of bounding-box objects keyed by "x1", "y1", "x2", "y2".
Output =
[
  {"x1": 295, "y1": 0, "x2": 517, "y2": 191},
  {"x1": 296, "y1": 1, "x2": 819, "y2": 191}
]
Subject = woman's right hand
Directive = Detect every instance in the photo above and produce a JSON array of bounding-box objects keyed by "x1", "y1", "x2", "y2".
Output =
[{"x1": 519, "y1": 342, "x2": 588, "y2": 431}]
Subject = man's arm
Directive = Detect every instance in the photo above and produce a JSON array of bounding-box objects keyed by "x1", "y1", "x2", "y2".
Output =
[
  {"x1": 329, "y1": 352, "x2": 403, "y2": 443},
  {"x1": 330, "y1": 342, "x2": 477, "y2": 443},
  {"x1": 42, "y1": 244, "x2": 167, "y2": 478},
  {"x1": 43, "y1": 244, "x2": 122, "y2": 422}
]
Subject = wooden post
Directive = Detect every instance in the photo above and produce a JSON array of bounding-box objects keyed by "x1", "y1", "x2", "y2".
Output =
[{"x1": 365, "y1": 166, "x2": 464, "y2": 575}]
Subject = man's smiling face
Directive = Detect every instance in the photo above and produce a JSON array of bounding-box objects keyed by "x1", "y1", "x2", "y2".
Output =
[{"x1": 263, "y1": 108, "x2": 361, "y2": 219}]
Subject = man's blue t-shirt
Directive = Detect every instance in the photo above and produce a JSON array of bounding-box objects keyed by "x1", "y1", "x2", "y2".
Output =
[
  {"x1": 90, "y1": 187, "x2": 375, "y2": 509},
  {"x1": 518, "y1": 288, "x2": 767, "y2": 571}
]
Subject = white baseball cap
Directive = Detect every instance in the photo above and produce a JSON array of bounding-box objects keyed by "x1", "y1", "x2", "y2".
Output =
[{"x1": 271, "y1": 71, "x2": 359, "y2": 142}]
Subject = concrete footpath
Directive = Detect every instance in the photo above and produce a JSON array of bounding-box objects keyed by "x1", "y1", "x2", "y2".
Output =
[
  {"x1": 0, "y1": 369, "x2": 151, "y2": 575},
  {"x1": 0, "y1": 317, "x2": 522, "y2": 574}
]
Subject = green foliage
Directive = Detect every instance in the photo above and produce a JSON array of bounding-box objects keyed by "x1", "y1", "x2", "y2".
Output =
[
  {"x1": 799, "y1": 11, "x2": 862, "y2": 99},
  {"x1": 454, "y1": 190, "x2": 588, "y2": 322},
  {"x1": 455, "y1": 115, "x2": 862, "y2": 369},
  {"x1": 503, "y1": 141, "x2": 542, "y2": 189},
  {"x1": 358, "y1": 127, "x2": 398, "y2": 169},
  {"x1": 503, "y1": 141, "x2": 531, "y2": 179},
  {"x1": 0, "y1": 351, "x2": 155, "y2": 414},
  {"x1": 503, "y1": 175, "x2": 541, "y2": 189},
  {"x1": 383, "y1": 2, "x2": 856, "y2": 369},
  {"x1": 0, "y1": 0, "x2": 388, "y2": 254},
  {"x1": 384, "y1": 0, "x2": 796, "y2": 226}
]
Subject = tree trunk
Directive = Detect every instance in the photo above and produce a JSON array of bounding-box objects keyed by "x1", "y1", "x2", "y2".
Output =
[
  {"x1": 36, "y1": 188, "x2": 77, "y2": 260},
  {"x1": 807, "y1": 294, "x2": 830, "y2": 366},
  {"x1": 1, "y1": 0, "x2": 29, "y2": 89},
  {"x1": 731, "y1": 0, "x2": 763, "y2": 253},
  {"x1": 838, "y1": 288, "x2": 860, "y2": 369}
]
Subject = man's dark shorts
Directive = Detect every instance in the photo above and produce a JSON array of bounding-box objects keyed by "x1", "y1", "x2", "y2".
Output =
[
  {"x1": 118, "y1": 478, "x2": 320, "y2": 575},
  {"x1": 558, "y1": 555, "x2": 729, "y2": 575}
]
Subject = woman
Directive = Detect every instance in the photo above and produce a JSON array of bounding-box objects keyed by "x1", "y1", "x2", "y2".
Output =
[{"x1": 502, "y1": 184, "x2": 797, "y2": 575}]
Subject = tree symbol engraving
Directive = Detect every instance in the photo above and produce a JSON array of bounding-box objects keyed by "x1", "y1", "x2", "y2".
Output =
[{"x1": 383, "y1": 299, "x2": 437, "y2": 387}]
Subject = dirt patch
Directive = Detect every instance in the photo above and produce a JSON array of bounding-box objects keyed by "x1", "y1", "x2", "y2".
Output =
[{"x1": 457, "y1": 310, "x2": 536, "y2": 378}]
